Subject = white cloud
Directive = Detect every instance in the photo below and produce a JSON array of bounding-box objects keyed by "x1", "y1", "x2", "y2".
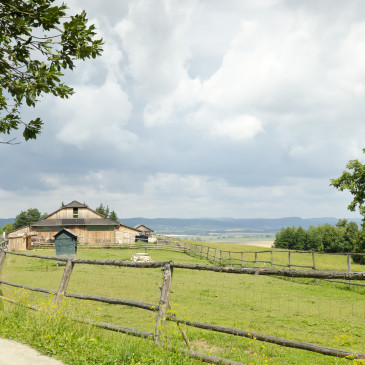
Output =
[
  {"x1": 211, "y1": 115, "x2": 263, "y2": 141},
  {"x1": 54, "y1": 78, "x2": 136, "y2": 150}
]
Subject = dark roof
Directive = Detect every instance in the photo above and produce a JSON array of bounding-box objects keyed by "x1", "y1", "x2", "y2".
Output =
[
  {"x1": 64, "y1": 201, "x2": 87, "y2": 208},
  {"x1": 54, "y1": 228, "x2": 77, "y2": 238},
  {"x1": 31, "y1": 218, "x2": 120, "y2": 227}
]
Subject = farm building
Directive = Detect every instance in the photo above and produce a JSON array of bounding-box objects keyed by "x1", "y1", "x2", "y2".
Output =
[
  {"x1": 134, "y1": 224, "x2": 154, "y2": 236},
  {"x1": 7, "y1": 201, "x2": 139, "y2": 251}
]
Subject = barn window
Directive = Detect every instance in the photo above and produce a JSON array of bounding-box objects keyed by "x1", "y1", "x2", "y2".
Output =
[{"x1": 73, "y1": 208, "x2": 78, "y2": 218}]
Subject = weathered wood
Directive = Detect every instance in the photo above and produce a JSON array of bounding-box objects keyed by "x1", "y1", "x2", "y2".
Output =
[
  {"x1": 229, "y1": 251, "x2": 232, "y2": 266},
  {"x1": 254, "y1": 252, "x2": 257, "y2": 267},
  {"x1": 219, "y1": 250, "x2": 222, "y2": 265},
  {"x1": 171, "y1": 318, "x2": 365, "y2": 360},
  {"x1": 180, "y1": 348, "x2": 244, "y2": 365},
  {"x1": 270, "y1": 251, "x2": 273, "y2": 268},
  {"x1": 347, "y1": 254, "x2": 352, "y2": 288},
  {"x1": 66, "y1": 292, "x2": 159, "y2": 311},
  {"x1": 207, "y1": 246, "x2": 210, "y2": 259},
  {"x1": 347, "y1": 254, "x2": 352, "y2": 272},
  {"x1": 75, "y1": 317, "x2": 154, "y2": 339},
  {"x1": 56, "y1": 260, "x2": 74, "y2": 304},
  {"x1": 154, "y1": 263, "x2": 172, "y2": 345},
  {"x1": 5, "y1": 251, "x2": 168, "y2": 267},
  {"x1": 321, "y1": 279, "x2": 365, "y2": 287},
  {"x1": 1, "y1": 294, "x2": 154, "y2": 339},
  {"x1": 0, "y1": 251, "x2": 6, "y2": 275},
  {"x1": 240, "y1": 252, "x2": 243, "y2": 268},
  {"x1": 177, "y1": 322, "x2": 190, "y2": 349},
  {"x1": 312, "y1": 252, "x2": 316, "y2": 270},
  {"x1": 213, "y1": 248, "x2": 217, "y2": 264},
  {"x1": 288, "y1": 251, "x2": 291, "y2": 269},
  {"x1": 0, "y1": 280, "x2": 57, "y2": 295},
  {"x1": 171, "y1": 263, "x2": 365, "y2": 280}
]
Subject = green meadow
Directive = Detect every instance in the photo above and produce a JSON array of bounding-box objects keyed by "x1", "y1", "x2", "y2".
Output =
[{"x1": 0, "y1": 244, "x2": 364, "y2": 364}]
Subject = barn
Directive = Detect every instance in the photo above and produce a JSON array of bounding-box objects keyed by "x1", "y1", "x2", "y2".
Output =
[
  {"x1": 7, "y1": 201, "x2": 139, "y2": 251},
  {"x1": 134, "y1": 224, "x2": 154, "y2": 236}
]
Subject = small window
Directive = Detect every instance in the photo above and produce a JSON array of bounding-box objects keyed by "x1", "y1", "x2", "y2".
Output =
[{"x1": 73, "y1": 208, "x2": 78, "y2": 218}]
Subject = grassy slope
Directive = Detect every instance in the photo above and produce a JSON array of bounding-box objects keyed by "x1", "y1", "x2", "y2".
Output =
[{"x1": 0, "y1": 244, "x2": 364, "y2": 365}]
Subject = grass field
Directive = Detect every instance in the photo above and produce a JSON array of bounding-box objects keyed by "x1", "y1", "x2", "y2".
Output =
[
  {"x1": 189, "y1": 240, "x2": 365, "y2": 272},
  {"x1": 0, "y1": 244, "x2": 364, "y2": 364}
]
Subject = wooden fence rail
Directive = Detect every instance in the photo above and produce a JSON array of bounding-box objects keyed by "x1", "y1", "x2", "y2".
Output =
[
  {"x1": 0, "y1": 249, "x2": 364, "y2": 363},
  {"x1": 156, "y1": 235, "x2": 365, "y2": 274}
]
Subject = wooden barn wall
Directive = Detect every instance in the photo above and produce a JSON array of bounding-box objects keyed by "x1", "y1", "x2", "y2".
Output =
[
  {"x1": 46, "y1": 208, "x2": 102, "y2": 220},
  {"x1": 115, "y1": 226, "x2": 138, "y2": 244},
  {"x1": 35, "y1": 227, "x2": 116, "y2": 244},
  {"x1": 7, "y1": 226, "x2": 32, "y2": 251}
]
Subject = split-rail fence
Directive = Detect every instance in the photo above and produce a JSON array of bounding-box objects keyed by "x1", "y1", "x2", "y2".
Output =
[{"x1": 0, "y1": 249, "x2": 364, "y2": 364}]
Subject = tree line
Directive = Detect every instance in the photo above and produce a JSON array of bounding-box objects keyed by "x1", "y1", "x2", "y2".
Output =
[{"x1": 274, "y1": 219, "x2": 365, "y2": 264}]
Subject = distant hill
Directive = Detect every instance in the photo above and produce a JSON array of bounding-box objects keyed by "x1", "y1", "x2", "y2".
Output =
[
  {"x1": 120, "y1": 217, "x2": 363, "y2": 234},
  {"x1": 0, "y1": 218, "x2": 15, "y2": 227},
  {"x1": 2, "y1": 216, "x2": 362, "y2": 234}
]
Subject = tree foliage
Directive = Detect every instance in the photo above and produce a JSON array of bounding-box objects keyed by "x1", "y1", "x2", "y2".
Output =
[
  {"x1": 330, "y1": 148, "x2": 365, "y2": 263},
  {"x1": 330, "y1": 149, "x2": 365, "y2": 220},
  {"x1": 0, "y1": 0, "x2": 103, "y2": 143},
  {"x1": 0, "y1": 222, "x2": 13, "y2": 234},
  {"x1": 95, "y1": 203, "x2": 108, "y2": 218},
  {"x1": 95, "y1": 203, "x2": 119, "y2": 222},
  {"x1": 108, "y1": 210, "x2": 118, "y2": 223},
  {"x1": 274, "y1": 220, "x2": 364, "y2": 264},
  {"x1": 13, "y1": 208, "x2": 43, "y2": 229}
]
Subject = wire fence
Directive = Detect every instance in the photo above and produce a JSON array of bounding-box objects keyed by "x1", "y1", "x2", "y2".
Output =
[
  {"x1": 155, "y1": 236, "x2": 365, "y2": 277},
  {"x1": 0, "y1": 249, "x2": 365, "y2": 364}
]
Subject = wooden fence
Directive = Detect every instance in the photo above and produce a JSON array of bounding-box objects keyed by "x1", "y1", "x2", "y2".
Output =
[
  {"x1": 0, "y1": 249, "x2": 364, "y2": 364},
  {"x1": 157, "y1": 235, "x2": 365, "y2": 272}
]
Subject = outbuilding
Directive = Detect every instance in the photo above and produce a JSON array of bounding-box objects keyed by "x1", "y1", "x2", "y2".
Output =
[{"x1": 54, "y1": 229, "x2": 78, "y2": 259}]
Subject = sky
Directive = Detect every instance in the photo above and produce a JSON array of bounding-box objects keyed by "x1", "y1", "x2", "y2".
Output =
[{"x1": 1, "y1": 0, "x2": 365, "y2": 219}]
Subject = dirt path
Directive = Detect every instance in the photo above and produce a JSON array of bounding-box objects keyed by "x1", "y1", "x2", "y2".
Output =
[{"x1": 0, "y1": 338, "x2": 65, "y2": 365}]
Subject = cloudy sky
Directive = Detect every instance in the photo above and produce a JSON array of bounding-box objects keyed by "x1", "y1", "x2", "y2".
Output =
[{"x1": 1, "y1": 0, "x2": 365, "y2": 219}]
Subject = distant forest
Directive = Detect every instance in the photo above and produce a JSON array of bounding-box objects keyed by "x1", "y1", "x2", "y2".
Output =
[{"x1": 274, "y1": 219, "x2": 365, "y2": 264}]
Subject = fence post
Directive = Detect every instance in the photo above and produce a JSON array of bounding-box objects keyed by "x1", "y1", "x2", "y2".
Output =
[
  {"x1": 312, "y1": 252, "x2": 316, "y2": 270},
  {"x1": 213, "y1": 248, "x2": 217, "y2": 265},
  {"x1": 254, "y1": 252, "x2": 257, "y2": 267},
  {"x1": 0, "y1": 251, "x2": 6, "y2": 275},
  {"x1": 56, "y1": 260, "x2": 75, "y2": 304},
  {"x1": 347, "y1": 254, "x2": 352, "y2": 272},
  {"x1": 270, "y1": 251, "x2": 274, "y2": 268},
  {"x1": 207, "y1": 247, "x2": 210, "y2": 260},
  {"x1": 220, "y1": 250, "x2": 222, "y2": 265},
  {"x1": 200, "y1": 245, "x2": 203, "y2": 258},
  {"x1": 347, "y1": 254, "x2": 352, "y2": 288},
  {"x1": 288, "y1": 251, "x2": 292, "y2": 269},
  {"x1": 229, "y1": 251, "x2": 232, "y2": 267},
  {"x1": 155, "y1": 262, "x2": 172, "y2": 345},
  {"x1": 241, "y1": 252, "x2": 244, "y2": 268}
]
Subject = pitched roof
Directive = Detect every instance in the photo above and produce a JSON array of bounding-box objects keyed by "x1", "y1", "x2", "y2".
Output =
[
  {"x1": 31, "y1": 218, "x2": 120, "y2": 227},
  {"x1": 64, "y1": 201, "x2": 87, "y2": 208},
  {"x1": 134, "y1": 224, "x2": 154, "y2": 232},
  {"x1": 54, "y1": 228, "x2": 78, "y2": 238}
]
